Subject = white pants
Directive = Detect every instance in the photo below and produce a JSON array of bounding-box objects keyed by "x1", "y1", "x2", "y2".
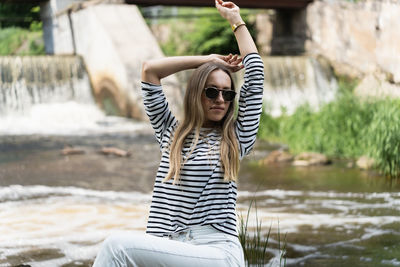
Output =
[{"x1": 92, "y1": 225, "x2": 245, "y2": 267}]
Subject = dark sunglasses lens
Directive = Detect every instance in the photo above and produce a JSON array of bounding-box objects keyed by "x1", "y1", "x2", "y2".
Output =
[
  {"x1": 222, "y1": 91, "x2": 236, "y2": 101},
  {"x1": 205, "y1": 87, "x2": 219, "y2": 99}
]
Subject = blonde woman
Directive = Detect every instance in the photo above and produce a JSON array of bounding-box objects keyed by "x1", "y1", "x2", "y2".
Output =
[{"x1": 93, "y1": 0, "x2": 264, "y2": 266}]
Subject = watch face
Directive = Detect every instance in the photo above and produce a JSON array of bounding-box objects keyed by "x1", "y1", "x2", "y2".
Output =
[{"x1": 232, "y1": 22, "x2": 245, "y2": 32}]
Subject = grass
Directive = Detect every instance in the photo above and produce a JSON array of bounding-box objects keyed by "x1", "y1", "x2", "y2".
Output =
[
  {"x1": 0, "y1": 25, "x2": 44, "y2": 55},
  {"x1": 257, "y1": 78, "x2": 400, "y2": 179},
  {"x1": 238, "y1": 199, "x2": 287, "y2": 266}
]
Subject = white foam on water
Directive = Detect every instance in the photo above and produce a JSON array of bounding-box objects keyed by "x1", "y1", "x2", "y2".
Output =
[
  {"x1": 381, "y1": 258, "x2": 400, "y2": 266},
  {"x1": 238, "y1": 190, "x2": 400, "y2": 215},
  {"x1": 284, "y1": 252, "x2": 331, "y2": 266},
  {"x1": 238, "y1": 189, "x2": 400, "y2": 199},
  {"x1": 0, "y1": 185, "x2": 151, "y2": 266},
  {"x1": 0, "y1": 101, "x2": 149, "y2": 136},
  {"x1": 237, "y1": 188, "x2": 400, "y2": 264},
  {"x1": 0, "y1": 184, "x2": 152, "y2": 203},
  {"x1": 1, "y1": 186, "x2": 400, "y2": 266}
]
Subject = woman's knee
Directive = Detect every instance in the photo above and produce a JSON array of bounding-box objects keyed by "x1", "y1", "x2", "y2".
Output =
[
  {"x1": 102, "y1": 232, "x2": 138, "y2": 255},
  {"x1": 94, "y1": 232, "x2": 140, "y2": 266},
  {"x1": 103, "y1": 233, "x2": 122, "y2": 251}
]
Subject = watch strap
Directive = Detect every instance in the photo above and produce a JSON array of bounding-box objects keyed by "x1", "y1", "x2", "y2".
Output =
[{"x1": 231, "y1": 21, "x2": 246, "y2": 32}]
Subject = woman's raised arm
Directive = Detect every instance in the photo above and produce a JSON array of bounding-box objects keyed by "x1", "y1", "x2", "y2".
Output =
[
  {"x1": 215, "y1": 0, "x2": 258, "y2": 57},
  {"x1": 141, "y1": 54, "x2": 243, "y2": 85}
]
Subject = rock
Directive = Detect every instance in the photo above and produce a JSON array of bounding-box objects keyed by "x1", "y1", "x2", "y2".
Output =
[
  {"x1": 61, "y1": 146, "x2": 85, "y2": 156},
  {"x1": 354, "y1": 74, "x2": 400, "y2": 99},
  {"x1": 255, "y1": 10, "x2": 274, "y2": 55},
  {"x1": 356, "y1": 156, "x2": 375, "y2": 170},
  {"x1": 100, "y1": 147, "x2": 131, "y2": 157},
  {"x1": 305, "y1": 0, "x2": 400, "y2": 84},
  {"x1": 292, "y1": 152, "x2": 330, "y2": 166},
  {"x1": 261, "y1": 150, "x2": 294, "y2": 164},
  {"x1": 346, "y1": 161, "x2": 355, "y2": 168}
]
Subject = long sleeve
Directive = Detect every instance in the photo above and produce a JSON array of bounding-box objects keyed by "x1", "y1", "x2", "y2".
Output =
[
  {"x1": 235, "y1": 53, "x2": 265, "y2": 159},
  {"x1": 141, "y1": 81, "x2": 177, "y2": 149}
]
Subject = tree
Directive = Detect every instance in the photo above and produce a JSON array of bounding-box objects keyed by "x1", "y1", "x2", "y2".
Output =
[{"x1": 0, "y1": 4, "x2": 40, "y2": 28}]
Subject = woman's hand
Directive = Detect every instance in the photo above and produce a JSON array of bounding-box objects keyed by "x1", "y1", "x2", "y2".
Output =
[
  {"x1": 215, "y1": 0, "x2": 242, "y2": 25},
  {"x1": 215, "y1": 0, "x2": 258, "y2": 56},
  {"x1": 209, "y1": 54, "x2": 244, "y2": 73}
]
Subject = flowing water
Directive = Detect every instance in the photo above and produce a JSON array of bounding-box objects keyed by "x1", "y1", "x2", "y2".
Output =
[
  {"x1": 262, "y1": 56, "x2": 337, "y2": 117},
  {"x1": 1, "y1": 139, "x2": 399, "y2": 267},
  {"x1": 1, "y1": 56, "x2": 399, "y2": 267}
]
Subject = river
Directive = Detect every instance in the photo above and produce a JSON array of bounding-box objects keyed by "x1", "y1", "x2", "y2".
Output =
[{"x1": 1, "y1": 122, "x2": 399, "y2": 266}]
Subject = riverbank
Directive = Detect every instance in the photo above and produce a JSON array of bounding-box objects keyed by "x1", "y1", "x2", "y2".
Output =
[{"x1": 258, "y1": 79, "x2": 400, "y2": 179}]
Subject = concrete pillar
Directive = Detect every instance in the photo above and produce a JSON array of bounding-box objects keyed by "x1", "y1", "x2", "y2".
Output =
[
  {"x1": 40, "y1": 1, "x2": 55, "y2": 54},
  {"x1": 40, "y1": 0, "x2": 85, "y2": 55},
  {"x1": 256, "y1": 8, "x2": 307, "y2": 56}
]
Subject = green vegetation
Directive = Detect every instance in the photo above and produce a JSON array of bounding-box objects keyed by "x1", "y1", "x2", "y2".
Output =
[
  {"x1": 0, "y1": 4, "x2": 44, "y2": 55},
  {"x1": 365, "y1": 100, "x2": 400, "y2": 178},
  {"x1": 143, "y1": 7, "x2": 257, "y2": 56},
  {"x1": 238, "y1": 200, "x2": 286, "y2": 266},
  {"x1": 258, "y1": 78, "x2": 400, "y2": 179},
  {"x1": 0, "y1": 4, "x2": 41, "y2": 28},
  {"x1": 0, "y1": 26, "x2": 44, "y2": 55}
]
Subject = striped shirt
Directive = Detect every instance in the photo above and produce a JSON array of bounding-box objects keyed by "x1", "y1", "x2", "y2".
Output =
[{"x1": 141, "y1": 53, "x2": 264, "y2": 237}]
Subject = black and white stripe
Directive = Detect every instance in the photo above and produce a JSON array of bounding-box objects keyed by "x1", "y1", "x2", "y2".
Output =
[{"x1": 141, "y1": 53, "x2": 264, "y2": 237}]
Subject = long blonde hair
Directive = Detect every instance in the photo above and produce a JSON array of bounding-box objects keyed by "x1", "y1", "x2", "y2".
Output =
[{"x1": 163, "y1": 62, "x2": 240, "y2": 184}]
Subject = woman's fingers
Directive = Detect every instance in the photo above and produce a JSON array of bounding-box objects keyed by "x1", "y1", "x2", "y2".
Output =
[
  {"x1": 227, "y1": 54, "x2": 241, "y2": 64},
  {"x1": 231, "y1": 64, "x2": 244, "y2": 73},
  {"x1": 215, "y1": 0, "x2": 224, "y2": 10},
  {"x1": 222, "y1": 1, "x2": 236, "y2": 8},
  {"x1": 223, "y1": 54, "x2": 232, "y2": 62},
  {"x1": 216, "y1": 0, "x2": 238, "y2": 14},
  {"x1": 214, "y1": 54, "x2": 242, "y2": 72},
  {"x1": 225, "y1": 54, "x2": 243, "y2": 73}
]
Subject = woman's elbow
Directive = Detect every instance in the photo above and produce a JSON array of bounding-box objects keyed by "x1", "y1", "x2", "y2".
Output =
[
  {"x1": 141, "y1": 61, "x2": 158, "y2": 84},
  {"x1": 141, "y1": 61, "x2": 151, "y2": 79}
]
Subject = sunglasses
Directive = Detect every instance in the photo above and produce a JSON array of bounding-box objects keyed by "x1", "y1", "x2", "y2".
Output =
[{"x1": 204, "y1": 87, "x2": 236, "y2": 102}]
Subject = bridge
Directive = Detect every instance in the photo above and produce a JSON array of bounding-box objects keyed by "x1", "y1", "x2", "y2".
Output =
[
  {"x1": 7, "y1": 0, "x2": 312, "y2": 9},
  {"x1": 125, "y1": 0, "x2": 312, "y2": 9}
]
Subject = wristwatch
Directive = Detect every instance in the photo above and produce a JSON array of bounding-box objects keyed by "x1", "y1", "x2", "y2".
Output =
[{"x1": 231, "y1": 21, "x2": 246, "y2": 32}]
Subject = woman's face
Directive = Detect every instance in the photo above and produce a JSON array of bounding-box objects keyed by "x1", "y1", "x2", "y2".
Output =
[{"x1": 201, "y1": 69, "x2": 232, "y2": 127}]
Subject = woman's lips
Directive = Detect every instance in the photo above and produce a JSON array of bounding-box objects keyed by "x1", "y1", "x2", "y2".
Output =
[{"x1": 211, "y1": 106, "x2": 225, "y2": 111}]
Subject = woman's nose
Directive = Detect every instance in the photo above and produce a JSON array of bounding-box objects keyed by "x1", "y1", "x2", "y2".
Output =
[{"x1": 214, "y1": 92, "x2": 224, "y2": 103}]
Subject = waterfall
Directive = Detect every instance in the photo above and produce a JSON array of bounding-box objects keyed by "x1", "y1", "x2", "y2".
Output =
[
  {"x1": 0, "y1": 55, "x2": 337, "y2": 134},
  {"x1": 0, "y1": 56, "x2": 93, "y2": 115},
  {"x1": 262, "y1": 56, "x2": 338, "y2": 117},
  {"x1": 0, "y1": 56, "x2": 144, "y2": 135}
]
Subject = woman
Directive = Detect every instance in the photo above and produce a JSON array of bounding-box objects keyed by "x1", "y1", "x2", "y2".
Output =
[{"x1": 93, "y1": 0, "x2": 264, "y2": 266}]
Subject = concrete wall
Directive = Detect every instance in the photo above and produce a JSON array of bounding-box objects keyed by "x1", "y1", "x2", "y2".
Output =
[
  {"x1": 255, "y1": 0, "x2": 400, "y2": 97},
  {"x1": 305, "y1": 0, "x2": 400, "y2": 85},
  {"x1": 40, "y1": 1, "x2": 182, "y2": 119}
]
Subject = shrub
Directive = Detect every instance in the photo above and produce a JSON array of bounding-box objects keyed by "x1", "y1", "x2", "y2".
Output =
[
  {"x1": 0, "y1": 27, "x2": 26, "y2": 55},
  {"x1": 279, "y1": 90, "x2": 374, "y2": 157},
  {"x1": 365, "y1": 99, "x2": 400, "y2": 178},
  {"x1": 258, "y1": 79, "x2": 400, "y2": 179},
  {"x1": 0, "y1": 27, "x2": 44, "y2": 55},
  {"x1": 149, "y1": 7, "x2": 257, "y2": 56}
]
